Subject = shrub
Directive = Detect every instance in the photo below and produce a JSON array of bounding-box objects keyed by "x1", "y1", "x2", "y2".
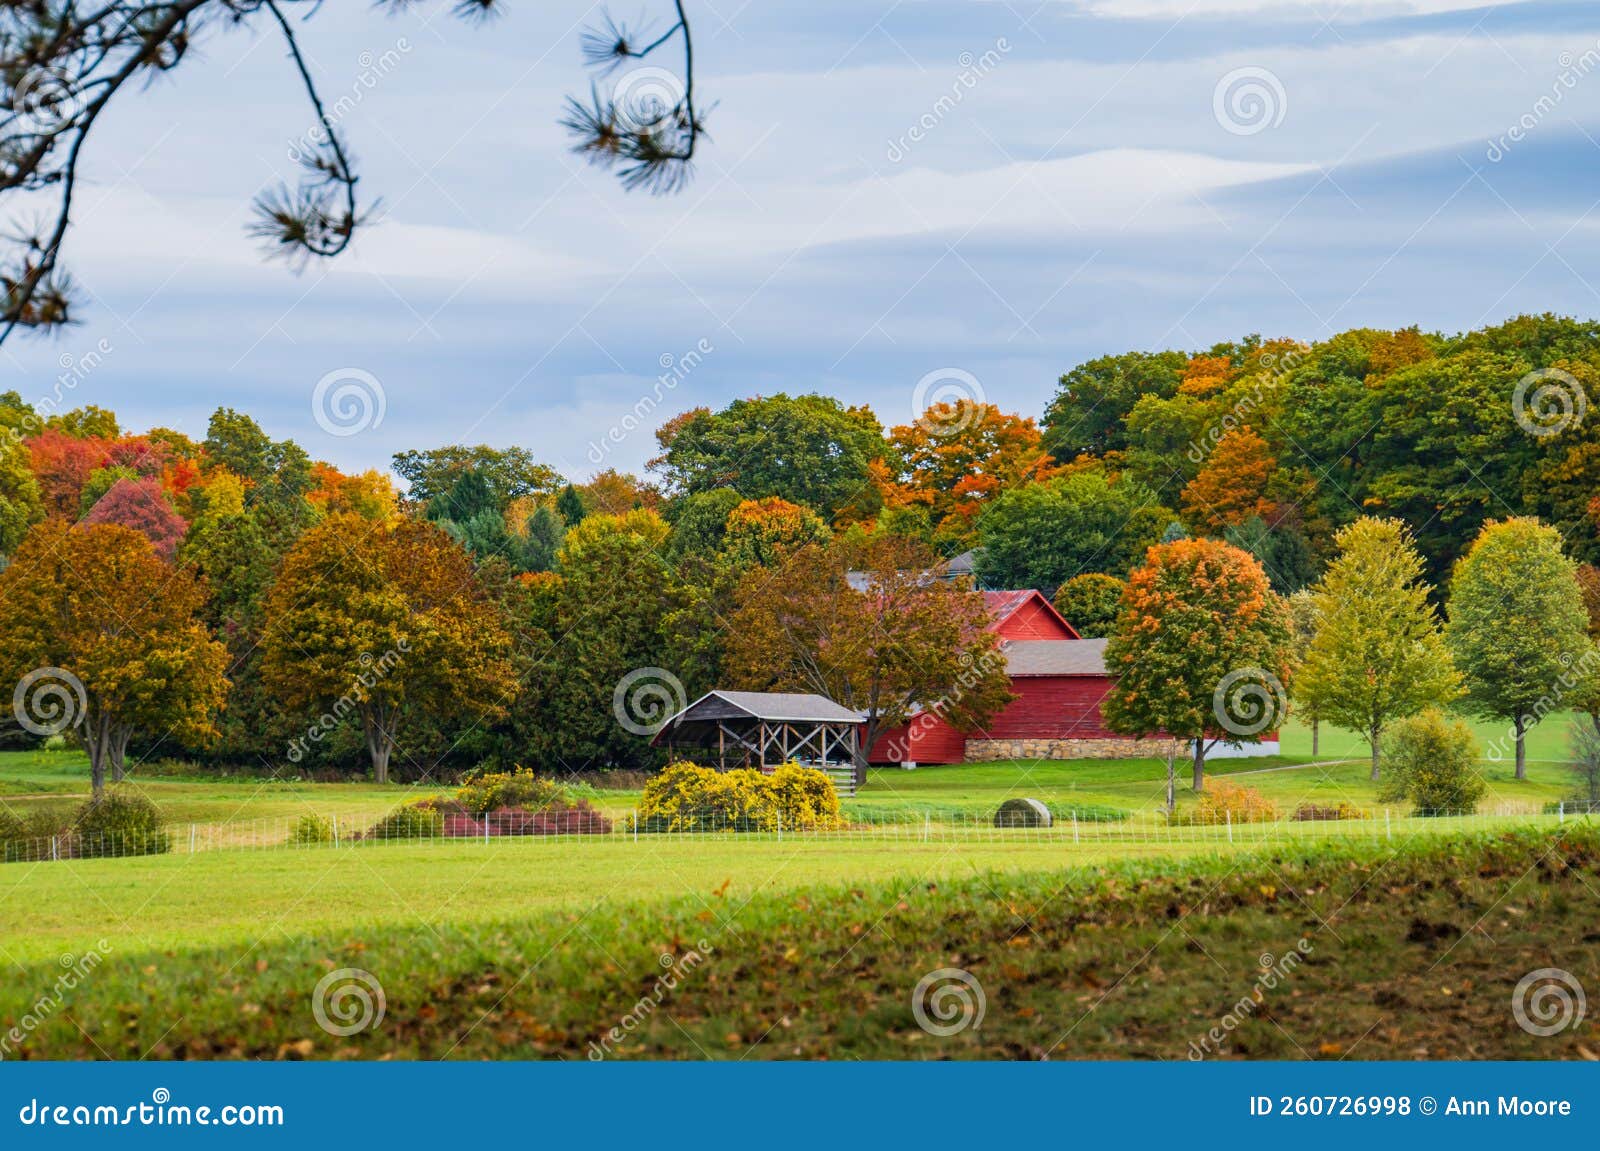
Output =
[
  {"x1": 73, "y1": 792, "x2": 172, "y2": 858},
  {"x1": 1291, "y1": 802, "x2": 1367, "y2": 822},
  {"x1": 994, "y1": 798, "x2": 1053, "y2": 828},
  {"x1": 637, "y1": 761, "x2": 842, "y2": 832},
  {"x1": 1182, "y1": 780, "x2": 1278, "y2": 826},
  {"x1": 1379, "y1": 709, "x2": 1485, "y2": 815},
  {"x1": 491, "y1": 801, "x2": 614, "y2": 836},
  {"x1": 0, "y1": 807, "x2": 74, "y2": 861},
  {"x1": 765, "y1": 762, "x2": 843, "y2": 830},
  {"x1": 289, "y1": 813, "x2": 334, "y2": 846},
  {"x1": 456, "y1": 767, "x2": 565, "y2": 816},
  {"x1": 363, "y1": 803, "x2": 444, "y2": 842}
]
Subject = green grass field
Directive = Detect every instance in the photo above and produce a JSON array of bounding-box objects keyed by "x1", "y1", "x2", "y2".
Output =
[{"x1": 4, "y1": 827, "x2": 1595, "y2": 1060}]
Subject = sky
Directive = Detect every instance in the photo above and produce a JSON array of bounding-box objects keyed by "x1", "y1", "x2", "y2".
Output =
[{"x1": 5, "y1": 0, "x2": 1600, "y2": 489}]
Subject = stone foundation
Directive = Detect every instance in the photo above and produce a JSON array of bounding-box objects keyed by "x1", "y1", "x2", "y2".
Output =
[{"x1": 964, "y1": 737, "x2": 1148, "y2": 761}]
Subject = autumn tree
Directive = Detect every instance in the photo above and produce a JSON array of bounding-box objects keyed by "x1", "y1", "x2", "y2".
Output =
[
  {"x1": 719, "y1": 497, "x2": 830, "y2": 569},
  {"x1": 1180, "y1": 425, "x2": 1276, "y2": 537},
  {"x1": 724, "y1": 534, "x2": 1014, "y2": 784},
  {"x1": 1103, "y1": 539, "x2": 1293, "y2": 795},
  {"x1": 976, "y1": 469, "x2": 1171, "y2": 594},
  {"x1": 885, "y1": 403, "x2": 1061, "y2": 549},
  {"x1": 0, "y1": 430, "x2": 43, "y2": 554},
  {"x1": 1446, "y1": 517, "x2": 1592, "y2": 779},
  {"x1": 0, "y1": 522, "x2": 228, "y2": 792},
  {"x1": 261, "y1": 515, "x2": 516, "y2": 782},
  {"x1": 82, "y1": 476, "x2": 188, "y2": 560},
  {"x1": 1296, "y1": 518, "x2": 1461, "y2": 780}
]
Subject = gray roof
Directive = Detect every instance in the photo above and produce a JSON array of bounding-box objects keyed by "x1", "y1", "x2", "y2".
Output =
[
  {"x1": 678, "y1": 690, "x2": 864, "y2": 724},
  {"x1": 1002, "y1": 638, "x2": 1109, "y2": 677}
]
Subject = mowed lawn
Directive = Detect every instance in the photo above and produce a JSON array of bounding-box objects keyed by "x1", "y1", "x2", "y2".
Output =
[{"x1": 0, "y1": 836, "x2": 1245, "y2": 965}]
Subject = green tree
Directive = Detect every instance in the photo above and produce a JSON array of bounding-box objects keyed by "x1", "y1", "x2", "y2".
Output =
[
  {"x1": 976, "y1": 470, "x2": 1170, "y2": 594},
  {"x1": 519, "y1": 510, "x2": 680, "y2": 770},
  {"x1": 392, "y1": 445, "x2": 561, "y2": 510},
  {"x1": 261, "y1": 515, "x2": 516, "y2": 782},
  {"x1": 1053, "y1": 573, "x2": 1124, "y2": 638},
  {"x1": 1103, "y1": 538, "x2": 1293, "y2": 797},
  {"x1": 1041, "y1": 349, "x2": 1188, "y2": 461},
  {"x1": 556, "y1": 484, "x2": 587, "y2": 527},
  {"x1": 0, "y1": 521, "x2": 229, "y2": 793},
  {"x1": 204, "y1": 407, "x2": 313, "y2": 510},
  {"x1": 665, "y1": 487, "x2": 742, "y2": 558},
  {"x1": 0, "y1": 432, "x2": 43, "y2": 556},
  {"x1": 1446, "y1": 517, "x2": 1592, "y2": 779},
  {"x1": 522, "y1": 504, "x2": 565, "y2": 573},
  {"x1": 1297, "y1": 518, "x2": 1462, "y2": 780},
  {"x1": 653, "y1": 394, "x2": 885, "y2": 521}
]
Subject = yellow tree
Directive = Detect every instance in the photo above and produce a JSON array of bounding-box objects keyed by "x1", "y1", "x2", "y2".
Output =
[
  {"x1": 0, "y1": 521, "x2": 229, "y2": 793},
  {"x1": 261, "y1": 514, "x2": 516, "y2": 781}
]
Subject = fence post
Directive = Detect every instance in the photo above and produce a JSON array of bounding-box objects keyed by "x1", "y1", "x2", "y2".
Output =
[
  {"x1": 1385, "y1": 808, "x2": 1391, "y2": 842},
  {"x1": 333, "y1": 815, "x2": 339, "y2": 849},
  {"x1": 777, "y1": 810, "x2": 782, "y2": 842},
  {"x1": 1072, "y1": 810, "x2": 1079, "y2": 845},
  {"x1": 923, "y1": 812, "x2": 930, "y2": 843},
  {"x1": 189, "y1": 824, "x2": 196, "y2": 854},
  {"x1": 632, "y1": 810, "x2": 639, "y2": 844},
  {"x1": 1226, "y1": 810, "x2": 1233, "y2": 845},
  {"x1": 50, "y1": 835, "x2": 57, "y2": 862},
  {"x1": 1559, "y1": 801, "x2": 1565, "y2": 825}
]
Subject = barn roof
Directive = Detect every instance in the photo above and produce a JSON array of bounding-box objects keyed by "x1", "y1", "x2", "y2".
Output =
[{"x1": 1002, "y1": 637, "x2": 1109, "y2": 677}]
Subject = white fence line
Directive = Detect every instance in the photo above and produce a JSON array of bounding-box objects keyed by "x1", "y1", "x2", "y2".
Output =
[{"x1": 0, "y1": 804, "x2": 1589, "y2": 865}]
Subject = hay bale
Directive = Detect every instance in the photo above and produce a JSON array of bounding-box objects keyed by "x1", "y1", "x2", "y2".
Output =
[{"x1": 994, "y1": 798, "x2": 1052, "y2": 828}]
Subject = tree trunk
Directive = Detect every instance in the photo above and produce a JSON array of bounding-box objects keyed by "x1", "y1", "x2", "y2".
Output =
[
  {"x1": 1191, "y1": 738, "x2": 1206, "y2": 792},
  {"x1": 1514, "y1": 714, "x2": 1527, "y2": 781},
  {"x1": 363, "y1": 703, "x2": 399, "y2": 784},
  {"x1": 82, "y1": 707, "x2": 112, "y2": 797},
  {"x1": 1311, "y1": 718, "x2": 1319, "y2": 758},
  {"x1": 1369, "y1": 725, "x2": 1381, "y2": 782}
]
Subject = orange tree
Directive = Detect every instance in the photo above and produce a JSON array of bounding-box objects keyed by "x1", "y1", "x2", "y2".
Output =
[
  {"x1": 261, "y1": 514, "x2": 515, "y2": 782},
  {"x1": 0, "y1": 521, "x2": 228, "y2": 793},
  {"x1": 885, "y1": 402, "x2": 1061, "y2": 550},
  {"x1": 723, "y1": 534, "x2": 1013, "y2": 784},
  {"x1": 1103, "y1": 538, "x2": 1292, "y2": 800}
]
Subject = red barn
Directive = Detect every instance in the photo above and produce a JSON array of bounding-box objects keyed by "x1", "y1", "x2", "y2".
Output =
[{"x1": 868, "y1": 590, "x2": 1149, "y2": 764}]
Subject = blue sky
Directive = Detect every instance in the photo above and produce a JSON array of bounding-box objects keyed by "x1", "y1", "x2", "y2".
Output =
[{"x1": 5, "y1": 0, "x2": 1600, "y2": 487}]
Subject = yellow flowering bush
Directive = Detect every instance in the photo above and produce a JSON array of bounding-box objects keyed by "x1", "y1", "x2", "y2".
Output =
[
  {"x1": 1184, "y1": 779, "x2": 1278, "y2": 825},
  {"x1": 638, "y1": 760, "x2": 842, "y2": 832}
]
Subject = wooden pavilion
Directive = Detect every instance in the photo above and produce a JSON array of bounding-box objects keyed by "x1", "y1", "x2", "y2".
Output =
[{"x1": 651, "y1": 690, "x2": 862, "y2": 778}]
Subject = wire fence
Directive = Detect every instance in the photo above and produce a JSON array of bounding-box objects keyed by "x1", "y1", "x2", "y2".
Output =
[{"x1": 1, "y1": 803, "x2": 1592, "y2": 865}]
